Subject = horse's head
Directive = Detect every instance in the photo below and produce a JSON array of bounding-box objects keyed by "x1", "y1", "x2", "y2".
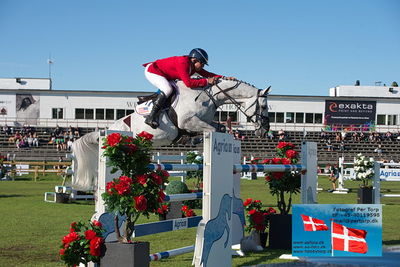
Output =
[{"x1": 210, "y1": 78, "x2": 270, "y2": 136}]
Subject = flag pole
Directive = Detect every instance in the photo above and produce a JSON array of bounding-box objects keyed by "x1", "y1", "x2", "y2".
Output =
[{"x1": 330, "y1": 219, "x2": 334, "y2": 257}]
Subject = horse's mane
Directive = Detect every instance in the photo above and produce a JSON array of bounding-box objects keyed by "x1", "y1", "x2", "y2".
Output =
[{"x1": 191, "y1": 75, "x2": 258, "y2": 89}]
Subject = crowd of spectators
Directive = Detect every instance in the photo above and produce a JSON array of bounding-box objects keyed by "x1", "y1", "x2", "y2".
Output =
[
  {"x1": 2, "y1": 124, "x2": 39, "y2": 149},
  {"x1": 1, "y1": 124, "x2": 81, "y2": 152},
  {"x1": 48, "y1": 125, "x2": 80, "y2": 151}
]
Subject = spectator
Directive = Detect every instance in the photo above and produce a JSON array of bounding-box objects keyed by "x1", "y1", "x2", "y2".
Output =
[
  {"x1": 326, "y1": 139, "x2": 333, "y2": 151},
  {"x1": 267, "y1": 130, "x2": 274, "y2": 140},
  {"x1": 226, "y1": 115, "x2": 233, "y2": 134},
  {"x1": 328, "y1": 164, "x2": 340, "y2": 192},
  {"x1": 32, "y1": 133, "x2": 39, "y2": 147},
  {"x1": 374, "y1": 144, "x2": 383, "y2": 157},
  {"x1": 339, "y1": 140, "x2": 345, "y2": 151},
  {"x1": 278, "y1": 129, "x2": 286, "y2": 140},
  {"x1": 67, "y1": 138, "x2": 73, "y2": 152},
  {"x1": 234, "y1": 130, "x2": 245, "y2": 141}
]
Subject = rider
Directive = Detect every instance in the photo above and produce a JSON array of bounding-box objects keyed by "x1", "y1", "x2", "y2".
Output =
[{"x1": 143, "y1": 48, "x2": 234, "y2": 129}]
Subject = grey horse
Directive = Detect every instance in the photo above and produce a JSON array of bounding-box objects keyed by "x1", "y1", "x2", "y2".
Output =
[{"x1": 71, "y1": 78, "x2": 270, "y2": 190}]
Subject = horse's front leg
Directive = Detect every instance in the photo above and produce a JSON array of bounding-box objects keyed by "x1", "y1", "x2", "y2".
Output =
[{"x1": 180, "y1": 116, "x2": 216, "y2": 132}]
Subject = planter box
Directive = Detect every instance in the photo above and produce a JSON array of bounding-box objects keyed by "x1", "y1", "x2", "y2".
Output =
[
  {"x1": 268, "y1": 214, "x2": 292, "y2": 249},
  {"x1": 101, "y1": 241, "x2": 149, "y2": 267},
  {"x1": 357, "y1": 187, "x2": 373, "y2": 204},
  {"x1": 259, "y1": 232, "x2": 268, "y2": 249}
]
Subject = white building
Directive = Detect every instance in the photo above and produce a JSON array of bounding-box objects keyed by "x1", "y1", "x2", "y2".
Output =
[{"x1": 0, "y1": 77, "x2": 399, "y2": 132}]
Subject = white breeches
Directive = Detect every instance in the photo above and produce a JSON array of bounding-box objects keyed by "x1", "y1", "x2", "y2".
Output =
[{"x1": 144, "y1": 64, "x2": 174, "y2": 97}]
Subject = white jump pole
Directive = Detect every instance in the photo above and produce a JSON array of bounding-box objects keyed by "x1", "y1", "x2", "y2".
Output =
[{"x1": 333, "y1": 156, "x2": 349, "y2": 194}]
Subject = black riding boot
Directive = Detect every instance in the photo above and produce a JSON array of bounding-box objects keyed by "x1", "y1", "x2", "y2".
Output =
[{"x1": 145, "y1": 92, "x2": 167, "y2": 129}]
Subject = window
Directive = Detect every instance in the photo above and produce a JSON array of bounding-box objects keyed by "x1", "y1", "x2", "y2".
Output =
[
  {"x1": 220, "y1": 111, "x2": 228, "y2": 122},
  {"x1": 276, "y1": 112, "x2": 284, "y2": 123},
  {"x1": 388, "y1": 115, "x2": 397, "y2": 125},
  {"x1": 286, "y1": 112, "x2": 294, "y2": 123},
  {"x1": 295, "y1": 113, "x2": 304, "y2": 123},
  {"x1": 96, "y1": 109, "x2": 105, "y2": 120},
  {"x1": 85, "y1": 109, "x2": 94, "y2": 119},
  {"x1": 106, "y1": 109, "x2": 114, "y2": 120},
  {"x1": 214, "y1": 112, "x2": 220, "y2": 121},
  {"x1": 52, "y1": 108, "x2": 63, "y2": 119},
  {"x1": 75, "y1": 109, "x2": 84, "y2": 119},
  {"x1": 116, "y1": 109, "x2": 126, "y2": 119},
  {"x1": 315, "y1": 113, "x2": 322, "y2": 123},
  {"x1": 305, "y1": 113, "x2": 314, "y2": 123},
  {"x1": 268, "y1": 112, "x2": 276, "y2": 123},
  {"x1": 377, "y1": 114, "x2": 385, "y2": 125},
  {"x1": 126, "y1": 109, "x2": 134, "y2": 115}
]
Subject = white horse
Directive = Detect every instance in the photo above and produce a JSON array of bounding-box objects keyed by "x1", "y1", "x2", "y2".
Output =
[{"x1": 71, "y1": 78, "x2": 270, "y2": 191}]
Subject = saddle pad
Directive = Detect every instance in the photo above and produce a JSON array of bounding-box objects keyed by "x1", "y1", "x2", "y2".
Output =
[{"x1": 135, "y1": 100, "x2": 153, "y2": 116}]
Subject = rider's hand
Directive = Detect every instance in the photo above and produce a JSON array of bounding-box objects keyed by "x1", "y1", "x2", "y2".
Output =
[{"x1": 207, "y1": 77, "x2": 217, "y2": 85}]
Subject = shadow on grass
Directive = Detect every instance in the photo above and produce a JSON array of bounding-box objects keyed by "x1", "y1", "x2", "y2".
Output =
[
  {"x1": 234, "y1": 249, "x2": 290, "y2": 266},
  {"x1": 0, "y1": 194, "x2": 26, "y2": 198},
  {"x1": 383, "y1": 240, "x2": 400, "y2": 246},
  {"x1": 70, "y1": 200, "x2": 95, "y2": 206}
]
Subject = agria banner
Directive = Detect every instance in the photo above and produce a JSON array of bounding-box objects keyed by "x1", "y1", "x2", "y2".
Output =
[{"x1": 324, "y1": 100, "x2": 376, "y2": 125}]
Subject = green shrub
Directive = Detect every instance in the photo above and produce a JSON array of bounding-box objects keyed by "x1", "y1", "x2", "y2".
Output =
[{"x1": 165, "y1": 180, "x2": 189, "y2": 195}]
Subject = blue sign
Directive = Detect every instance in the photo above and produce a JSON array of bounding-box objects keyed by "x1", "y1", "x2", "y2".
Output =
[{"x1": 292, "y1": 204, "x2": 382, "y2": 257}]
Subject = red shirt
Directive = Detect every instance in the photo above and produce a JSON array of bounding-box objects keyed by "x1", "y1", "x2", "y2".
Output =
[{"x1": 143, "y1": 56, "x2": 222, "y2": 88}]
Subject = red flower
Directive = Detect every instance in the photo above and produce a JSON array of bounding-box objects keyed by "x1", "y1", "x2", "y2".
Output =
[
  {"x1": 181, "y1": 205, "x2": 189, "y2": 212},
  {"x1": 243, "y1": 198, "x2": 252, "y2": 206},
  {"x1": 119, "y1": 176, "x2": 133, "y2": 184},
  {"x1": 185, "y1": 209, "x2": 196, "y2": 217},
  {"x1": 114, "y1": 181, "x2": 131, "y2": 195},
  {"x1": 248, "y1": 209, "x2": 256, "y2": 215},
  {"x1": 261, "y1": 159, "x2": 271, "y2": 164},
  {"x1": 134, "y1": 195, "x2": 147, "y2": 211},
  {"x1": 267, "y1": 207, "x2": 277, "y2": 214},
  {"x1": 272, "y1": 172, "x2": 284, "y2": 180},
  {"x1": 150, "y1": 173, "x2": 162, "y2": 185},
  {"x1": 160, "y1": 170, "x2": 170, "y2": 178},
  {"x1": 89, "y1": 236, "x2": 103, "y2": 257},
  {"x1": 136, "y1": 174, "x2": 148, "y2": 185},
  {"x1": 92, "y1": 220, "x2": 102, "y2": 227},
  {"x1": 59, "y1": 248, "x2": 65, "y2": 255},
  {"x1": 285, "y1": 149, "x2": 298, "y2": 159},
  {"x1": 276, "y1": 142, "x2": 287, "y2": 149},
  {"x1": 126, "y1": 144, "x2": 137, "y2": 154},
  {"x1": 281, "y1": 158, "x2": 292, "y2": 164},
  {"x1": 85, "y1": 229, "x2": 97, "y2": 240},
  {"x1": 265, "y1": 175, "x2": 272, "y2": 182},
  {"x1": 138, "y1": 131, "x2": 153, "y2": 140},
  {"x1": 157, "y1": 190, "x2": 166, "y2": 203},
  {"x1": 271, "y1": 157, "x2": 282, "y2": 164},
  {"x1": 251, "y1": 211, "x2": 264, "y2": 225},
  {"x1": 106, "y1": 181, "x2": 115, "y2": 195},
  {"x1": 62, "y1": 231, "x2": 80, "y2": 244},
  {"x1": 107, "y1": 132, "x2": 122, "y2": 147}
]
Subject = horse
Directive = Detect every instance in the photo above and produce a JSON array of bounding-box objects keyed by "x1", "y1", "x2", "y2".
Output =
[{"x1": 71, "y1": 77, "x2": 270, "y2": 191}]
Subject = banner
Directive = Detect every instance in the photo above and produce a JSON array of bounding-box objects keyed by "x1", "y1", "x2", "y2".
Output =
[
  {"x1": 292, "y1": 204, "x2": 382, "y2": 257},
  {"x1": 324, "y1": 100, "x2": 376, "y2": 125}
]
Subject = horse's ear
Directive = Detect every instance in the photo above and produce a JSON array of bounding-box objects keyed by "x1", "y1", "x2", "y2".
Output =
[{"x1": 260, "y1": 86, "x2": 271, "y2": 96}]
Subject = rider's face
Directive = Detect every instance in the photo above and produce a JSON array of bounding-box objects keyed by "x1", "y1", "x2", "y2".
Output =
[{"x1": 191, "y1": 58, "x2": 204, "y2": 72}]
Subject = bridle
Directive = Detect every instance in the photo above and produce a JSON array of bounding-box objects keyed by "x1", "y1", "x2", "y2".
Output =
[{"x1": 196, "y1": 79, "x2": 269, "y2": 129}]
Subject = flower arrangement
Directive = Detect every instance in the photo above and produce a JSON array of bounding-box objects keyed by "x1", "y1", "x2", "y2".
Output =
[
  {"x1": 157, "y1": 203, "x2": 170, "y2": 216},
  {"x1": 101, "y1": 131, "x2": 170, "y2": 242},
  {"x1": 243, "y1": 198, "x2": 276, "y2": 233},
  {"x1": 181, "y1": 205, "x2": 196, "y2": 217},
  {"x1": 59, "y1": 220, "x2": 104, "y2": 267},
  {"x1": 354, "y1": 153, "x2": 375, "y2": 187},
  {"x1": 264, "y1": 141, "x2": 301, "y2": 215}
]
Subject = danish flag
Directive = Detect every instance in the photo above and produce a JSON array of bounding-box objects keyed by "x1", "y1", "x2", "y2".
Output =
[
  {"x1": 332, "y1": 222, "x2": 368, "y2": 254},
  {"x1": 300, "y1": 214, "x2": 328, "y2": 231}
]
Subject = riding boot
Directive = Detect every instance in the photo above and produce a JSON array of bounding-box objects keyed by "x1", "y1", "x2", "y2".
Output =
[{"x1": 145, "y1": 92, "x2": 167, "y2": 129}]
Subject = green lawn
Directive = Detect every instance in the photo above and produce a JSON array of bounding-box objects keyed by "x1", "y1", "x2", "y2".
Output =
[{"x1": 0, "y1": 174, "x2": 399, "y2": 267}]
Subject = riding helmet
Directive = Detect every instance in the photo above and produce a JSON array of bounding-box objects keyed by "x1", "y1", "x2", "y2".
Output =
[{"x1": 189, "y1": 48, "x2": 209, "y2": 65}]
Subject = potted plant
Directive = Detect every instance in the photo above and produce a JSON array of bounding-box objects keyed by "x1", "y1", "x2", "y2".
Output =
[
  {"x1": 243, "y1": 198, "x2": 276, "y2": 248},
  {"x1": 181, "y1": 205, "x2": 196, "y2": 217},
  {"x1": 157, "y1": 203, "x2": 170, "y2": 221},
  {"x1": 263, "y1": 141, "x2": 301, "y2": 249},
  {"x1": 59, "y1": 220, "x2": 104, "y2": 267},
  {"x1": 354, "y1": 153, "x2": 375, "y2": 204},
  {"x1": 100, "y1": 131, "x2": 170, "y2": 267}
]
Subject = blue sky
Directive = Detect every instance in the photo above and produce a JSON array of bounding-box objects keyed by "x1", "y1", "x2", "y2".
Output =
[{"x1": 1, "y1": 0, "x2": 399, "y2": 95}]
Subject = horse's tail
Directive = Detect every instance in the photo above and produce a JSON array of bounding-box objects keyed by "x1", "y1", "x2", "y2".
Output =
[{"x1": 71, "y1": 131, "x2": 99, "y2": 191}]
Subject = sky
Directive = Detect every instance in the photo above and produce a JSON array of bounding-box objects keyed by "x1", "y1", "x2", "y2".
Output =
[{"x1": 0, "y1": 0, "x2": 399, "y2": 96}]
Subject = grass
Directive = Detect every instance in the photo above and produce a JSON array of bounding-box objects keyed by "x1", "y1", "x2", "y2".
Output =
[{"x1": 0, "y1": 174, "x2": 399, "y2": 267}]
